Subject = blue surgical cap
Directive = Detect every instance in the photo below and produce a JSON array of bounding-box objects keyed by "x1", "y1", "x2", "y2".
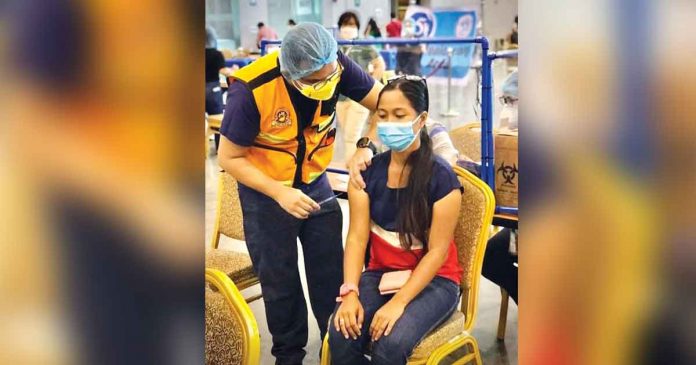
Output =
[
  {"x1": 501, "y1": 71, "x2": 518, "y2": 99},
  {"x1": 279, "y1": 23, "x2": 338, "y2": 80}
]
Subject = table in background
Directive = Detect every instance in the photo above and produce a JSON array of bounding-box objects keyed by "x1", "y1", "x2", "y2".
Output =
[
  {"x1": 225, "y1": 57, "x2": 254, "y2": 69},
  {"x1": 207, "y1": 113, "x2": 223, "y2": 131},
  {"x1": 493, "y1": 213, "x2": 518, "y2": 229}
]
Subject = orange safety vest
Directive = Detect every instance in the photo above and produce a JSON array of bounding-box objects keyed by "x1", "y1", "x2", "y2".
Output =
[{"x1": 231, "y1": 52, "x2": 337, "y2": 186}]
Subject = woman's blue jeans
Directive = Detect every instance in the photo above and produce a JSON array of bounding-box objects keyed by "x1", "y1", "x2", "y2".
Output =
[{"x1": 328, "y1": 271, "x2": 460, "y2": 365}]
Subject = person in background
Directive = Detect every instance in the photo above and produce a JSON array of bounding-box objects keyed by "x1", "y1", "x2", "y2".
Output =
[
  {"x1": 218, "y1": 23, "x2": 383, "y2": 365},
  {"x1": 498, "y1": 71, "x2": 518, "y2": 130},
  {"x1": 482, "y1": 71, "x2": 519, "y2": 304},
  {"x1": 364, "y1": 17, "x2": 382, "y2": 39},
  {"x1": 510, "y1": 16, "x2": 518, "y2": 45},
  {"x1": 482, "y1": 229, "x2": 518, "y2": 303},
  {"x1": 424, "y1": 118, "x2": 459, "y2": 165},
  {"x1": 206, "y1": 26, "x2": 233, "y2": 149},
  {"x1": 329, "y1": 76, "x2": 463, "y2": 364},
  {"x1": 385, "y1": 12, "x2": 402, "y2": 38},
  {"x1": 256, "y1": 21, "x2": 278, "y2": 50},
  {"x1": 395, "y1": 18, "x2": 424, "y2": 76},
  {"x1": 288, "y1": 19, "x2": 297, "y2": 28},
  {"x1": 336, "y1": 11, "x2": 386, "y2": 160}
]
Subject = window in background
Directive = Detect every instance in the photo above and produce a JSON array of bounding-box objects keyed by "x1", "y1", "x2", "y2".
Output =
[
  {"x1": 206, "y1": 0, "x2": 241, "y2": 50},
  {"x1": 267, "y1": 0, "x2": 322, "y2": 39}
]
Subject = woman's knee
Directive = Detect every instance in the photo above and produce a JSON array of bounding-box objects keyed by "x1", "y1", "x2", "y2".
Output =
[
  {"x1": 328, "y1": 321, "x2": 351, "y2": 351},
  {"x1": 371, "y1": 332, "x2": 414, "y2": 364}
]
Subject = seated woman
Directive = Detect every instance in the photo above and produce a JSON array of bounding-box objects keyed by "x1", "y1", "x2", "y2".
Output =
[{"x1": 329, "y1": 76, "x2": 464, "y2": 365}]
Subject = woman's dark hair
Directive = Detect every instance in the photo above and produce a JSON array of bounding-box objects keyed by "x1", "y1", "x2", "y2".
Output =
[
  {"x1": 338, "y1": 11, "x2": 360, "y2": 30},
  {"x1": 366, "y1": 18, "x2": 382, "y2": 37},
  {"x1": 288, "y1": 19, "x2": 296, "y2": 26},
  {"x1": 377, "y1": 77, "x2": 433, "y2": 251}
]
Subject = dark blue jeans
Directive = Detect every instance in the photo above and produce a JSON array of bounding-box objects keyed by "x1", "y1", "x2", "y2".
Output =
[
  {"x1": 328, "y1": 271, "x2": 460, "y2": 365},
  {"x1": 239, "y1": 174, "x2": 344, "y2": 365},
  {"x1": 482, "y1": 228, "x2": 518, "y2": 303},
  {"x1": 205, "y1": 81, "x2": 224, "y2": 115}
]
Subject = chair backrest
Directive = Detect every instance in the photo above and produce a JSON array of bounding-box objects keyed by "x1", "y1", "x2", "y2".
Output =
[
  {"x1": 205, "y1": 268, "x2": 260, "y2": 365},
  {"x1": 449, "y1": 123, "x2": 482, "y2": 162},
  {"x1": 212, "y1": 172, "x2": 245, "y2": 248},
  {"x1": 452, "y1": 166, "x2": 495, "y2": 332}
]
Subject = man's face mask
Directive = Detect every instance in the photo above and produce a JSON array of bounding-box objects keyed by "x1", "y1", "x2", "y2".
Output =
[
  {"x1": 291, "y1": 62, "x2": 342, "y2": 101},
  {"x1": 377, "y1": 113, "x2": 424, "y2": 152}
]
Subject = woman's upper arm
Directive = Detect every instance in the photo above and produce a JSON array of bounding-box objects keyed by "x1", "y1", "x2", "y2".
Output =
[
  {"x1": 347, "y1": 182, "x2": 371, "y2": 247},
  {"x1": 428, "y1": 190, "x2": 462, "y2": 251}
]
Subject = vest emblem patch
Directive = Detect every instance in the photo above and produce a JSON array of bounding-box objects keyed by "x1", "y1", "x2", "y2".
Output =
[{"x1": 271, "y1": 108, "x2": 292, "y2": 128}]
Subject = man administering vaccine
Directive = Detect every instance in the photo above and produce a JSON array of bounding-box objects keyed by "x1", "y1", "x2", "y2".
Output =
[{"x1": 218, "y1": 23, "x2": 382, "y2": 365}]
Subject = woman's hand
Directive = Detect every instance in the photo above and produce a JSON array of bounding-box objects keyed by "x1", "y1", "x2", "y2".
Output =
[
  {"x1": 334, "y1": 293, "x2": 364, "y2": 340},
  {"x1": 370, "y1": 299, "x2": 406, "y2": 341}
]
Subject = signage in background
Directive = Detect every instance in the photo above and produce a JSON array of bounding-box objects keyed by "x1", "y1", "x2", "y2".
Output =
[{"x1": 404, "y1": 6, "x2": 477, "y2": 82}]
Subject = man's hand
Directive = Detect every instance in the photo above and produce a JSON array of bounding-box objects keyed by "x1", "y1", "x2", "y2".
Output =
[
  {"x1": 274, "y1": 186, "x2": 319, "y2": 219},
  {"x1": 348, "y1": 147, "x2": 374, "y2": 190}
]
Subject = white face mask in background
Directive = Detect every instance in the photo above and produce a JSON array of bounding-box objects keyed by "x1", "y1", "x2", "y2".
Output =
[
  {"x1": 339, "y1": 26, "x2": 359, "y2": 40},
  {"x1": 499, "y1": 104, "x2": 519, "y2": 130}
]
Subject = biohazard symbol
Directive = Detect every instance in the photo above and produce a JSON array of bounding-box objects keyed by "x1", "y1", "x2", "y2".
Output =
[
  {"x1": 271, "y1": 108, "x2": 292, "y2": 128},
  {"x1": 497, "y1": 162, "x2": 518, "y2": 186}
]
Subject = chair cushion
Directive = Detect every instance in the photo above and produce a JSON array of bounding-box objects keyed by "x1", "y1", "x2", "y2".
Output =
[
  {"x1": 219, "y1": 173, "x2": 246, "y2": 241},
  {"x1": 410, "y1": 311, "x2": 466, "y2": 360},
  {"x1": 206, "y1": 249, "x2": 256, "y2": 284},
  {"x1": 205, "y1": 287, "x2": 244, "y2": 365}
]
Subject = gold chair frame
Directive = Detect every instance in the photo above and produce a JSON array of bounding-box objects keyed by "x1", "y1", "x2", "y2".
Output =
[{"x1": 206, "y1": 268, "x2": 261, "y2": 365}]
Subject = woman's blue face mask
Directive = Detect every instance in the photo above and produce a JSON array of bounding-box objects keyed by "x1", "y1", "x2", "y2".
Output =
[{"x1": 377, "y1": 113, "x2": 424, "y2": 152}]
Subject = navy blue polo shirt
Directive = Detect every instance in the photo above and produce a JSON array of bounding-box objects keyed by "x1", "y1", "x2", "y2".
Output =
[{"x1": 220, "y1": 51, "x2": 375, "y2": 147}]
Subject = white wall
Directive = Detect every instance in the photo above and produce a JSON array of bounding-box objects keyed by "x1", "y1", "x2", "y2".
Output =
[
  {"x1": 238, "y1": 0, "x2": 269, "y2": 50},
  {"x1": 323, "y1": 0, "x2": 391, "y2": 32}
]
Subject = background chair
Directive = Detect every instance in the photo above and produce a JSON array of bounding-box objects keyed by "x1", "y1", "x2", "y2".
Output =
[
  {"x1": 449, "y1": 123, "x2": 482, "y2": 162},
  {"x1": 206, "y1": 171, "x2": 261, "y2": 302},
  {"x1": 321, "y1": 166, "x2": 495, "y2": 365},
  {"x1": 206, "y1": 268, "x2": 261, "y2": 365}
]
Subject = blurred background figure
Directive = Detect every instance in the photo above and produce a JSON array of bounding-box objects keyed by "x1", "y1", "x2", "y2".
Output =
[
  {"x1": 206, "y1": 26, "x2": 232, "y2": 150},
  {"x1": 510, "y1": 15, "x2": 518, "y2": 45},
  {"x1": 363, "y1": 17, "x2": 382, "y2": 39},
  {"x1": 498, "y1": 71, "x2": 519, "y2": 130},
  {"x1": 288, "y1": 18, "x2": 297, "y2": 28},
  {"x1": 395, "y1": 18, "x2": 424, "y2": 76},
  {"x1": 482, "y1": 229, "x2": 518, "y2": 304},
  {"x1": 256, "y1": 21, "x2": 278, "y2": 50},
  {"x1": 386, "y1": 11, "x2": 402, "y2": 38},
  {"x1": 335, "y1": 11, "x2": 385, "y2": 159}
]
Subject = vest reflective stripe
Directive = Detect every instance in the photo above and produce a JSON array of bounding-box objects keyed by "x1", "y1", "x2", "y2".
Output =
[{"x1": 232, "y1": 52, "x2": 337, "y2": 186}]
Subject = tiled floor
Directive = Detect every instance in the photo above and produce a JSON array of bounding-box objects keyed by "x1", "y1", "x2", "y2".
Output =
[{"x1": 206, "y1": 62, "x2": 517, "y2": 364}]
